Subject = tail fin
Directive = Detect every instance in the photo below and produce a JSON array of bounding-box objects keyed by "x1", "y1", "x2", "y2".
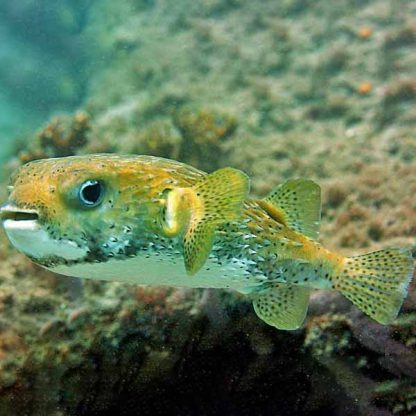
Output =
[{"x1": 335, "y1": 248, "x2": 414, "y2": 324}]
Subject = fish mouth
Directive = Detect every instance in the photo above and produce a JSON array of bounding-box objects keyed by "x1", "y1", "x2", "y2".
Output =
[{"x1": 0, "y1": 204, "x2": 40, "y2": 230}]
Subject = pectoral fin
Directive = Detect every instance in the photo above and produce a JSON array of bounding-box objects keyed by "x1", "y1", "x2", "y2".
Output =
[
  {"x1": 252, "y1": 284, "x2": 310, "y2": 330},
  {"x1": 183, "y1": 220, "x2": 216, "y2": 275},
  {"x1": 183, "y1": 167, "x2": 250, "y2": 275}
]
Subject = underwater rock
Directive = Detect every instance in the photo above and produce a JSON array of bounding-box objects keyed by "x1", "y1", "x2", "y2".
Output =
[
  {"x1": 0, "y1": 259, "x2": 362, "y2": 416},
  {"x1": 0, "y1": 251, "x2": 413, "y2": 416},
  {"x1": 18, "y1": 112, "x2": 91, "y2": 163},
  {"x1": 172, "y1": 108, "x2": 237, "y2": 170}
]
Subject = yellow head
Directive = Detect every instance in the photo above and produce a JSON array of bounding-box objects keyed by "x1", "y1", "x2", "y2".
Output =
[{"x1": 1, "y1": 154, "x2": 204, "y2": 269}]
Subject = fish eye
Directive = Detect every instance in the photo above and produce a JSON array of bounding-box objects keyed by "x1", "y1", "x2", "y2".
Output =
[{"x1": 78, "y1": 180, "x2": 104, "y2": 207}]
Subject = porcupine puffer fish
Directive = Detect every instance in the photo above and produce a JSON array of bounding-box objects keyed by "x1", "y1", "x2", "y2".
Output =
[{"x1": 1, "y1": 154, "x2": 414, "y2": 330}]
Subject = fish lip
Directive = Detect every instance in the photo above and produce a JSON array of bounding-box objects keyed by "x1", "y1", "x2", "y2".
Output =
[{"x1": 0, "y1": 204, "x2": 40, "y2": 228}]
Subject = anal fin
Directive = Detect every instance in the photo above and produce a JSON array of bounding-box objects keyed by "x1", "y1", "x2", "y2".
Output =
[{"x1": 252, "y1": 284, "x2": 310, "y2": 330}]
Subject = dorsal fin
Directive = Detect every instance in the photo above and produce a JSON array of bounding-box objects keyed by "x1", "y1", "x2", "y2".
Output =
[{"x1": 262, "y1": 179, "x2": 321, "y2": 239}]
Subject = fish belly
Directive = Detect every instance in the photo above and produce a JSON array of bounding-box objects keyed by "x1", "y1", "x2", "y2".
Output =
[{"x1": 52, "y1": 251, "x2": 264, "y2": 291}]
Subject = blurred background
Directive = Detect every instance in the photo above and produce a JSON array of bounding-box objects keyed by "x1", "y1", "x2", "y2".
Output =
[
  {"x1": 0, "y1": 0, "x2": 98, "y2": 162},
  {"x1": 0, "y1": 0, "x2": 415, "y2": 415}
]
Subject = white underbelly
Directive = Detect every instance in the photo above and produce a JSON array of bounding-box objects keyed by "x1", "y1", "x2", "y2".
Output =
[{"x1": 52, "y1": 252, "x2": 263, "y2": 291}]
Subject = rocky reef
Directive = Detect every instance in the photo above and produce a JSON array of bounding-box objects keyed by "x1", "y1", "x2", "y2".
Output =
[{"x1": 0, "y1": 0, "x2": 415, "y2": 415}]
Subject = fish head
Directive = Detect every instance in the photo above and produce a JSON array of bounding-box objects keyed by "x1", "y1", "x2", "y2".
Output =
[{"x1": 1, "y1": 154, "x2": 203, "y2": 271}]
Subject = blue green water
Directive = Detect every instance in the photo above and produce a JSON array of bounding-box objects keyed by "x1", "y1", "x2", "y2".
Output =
[{"x1": 0, "y1": 1, "x2": 94, "y2": 162}]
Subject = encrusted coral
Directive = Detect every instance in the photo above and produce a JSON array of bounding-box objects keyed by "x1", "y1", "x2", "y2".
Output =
[
  {"x1": 18, "y1": 111, "x2": 91, "y2": 163},
  {"x1": 173, "y1": 108, "x2": 237, "y2": 170},
  {"x1": 138, "y1": 119, "x2": 182, "y2": 160},
  {"x1": 135, "y1": 108, "x2": 237, "y2": 171},
  {"x1": 357, "y1": 26, "x2": 373, "y2": 40}
]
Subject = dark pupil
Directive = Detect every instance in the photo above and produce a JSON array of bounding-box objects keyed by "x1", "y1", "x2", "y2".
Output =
[{"x1": 82, "y1": 182, "x2": 101, "y2": 204}]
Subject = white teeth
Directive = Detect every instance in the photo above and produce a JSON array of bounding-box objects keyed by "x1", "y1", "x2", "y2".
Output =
[{"x1": 3, "y1": 219, "x2": 40, "y2": 231}]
